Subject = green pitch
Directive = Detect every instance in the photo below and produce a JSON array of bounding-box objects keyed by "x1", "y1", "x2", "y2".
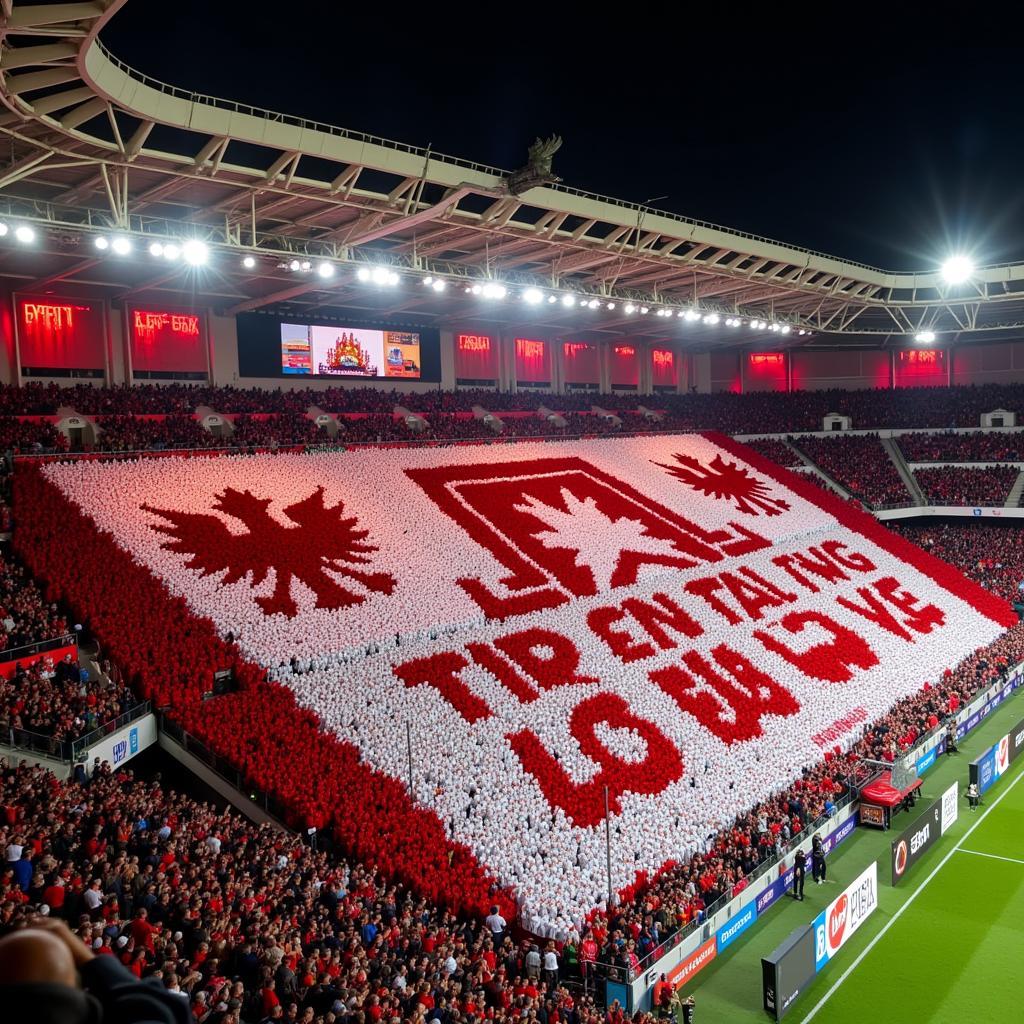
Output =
[{"x1": 673, "y1": 695, "x2": 1024, "y2": 1024}]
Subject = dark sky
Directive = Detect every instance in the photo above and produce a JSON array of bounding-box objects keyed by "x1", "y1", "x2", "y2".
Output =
[{"x1": 100, "y1": 3, "x2": 1024, "y2": 272}]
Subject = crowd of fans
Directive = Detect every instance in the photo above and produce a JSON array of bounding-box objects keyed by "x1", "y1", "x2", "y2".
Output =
[
  {"x1": 0, "y1": 759, "x2": 630, "y2": 1024},
  {"x1": 0, "y1": 550, "x2": 68, "y2": 651},
  {"x1": 914, "y1": 466, "x2": 1020, "y2": 507},
  {"x1": 791, "y1": 435, "x2": 911, "y2": 508},
  {"x1": 1, "y1": 610, "x2": 1021, "y2": 1024},
  {"x1": 4, "y1": 380, "x2": 1024, "y2": 430},
  {"x1": 897, "y1": 430, "x2": 1024, "y2": 463},
  {"x1": 891, "y1": 522, "x2": 1024, "y2": 603},
  {"x1": 7, "y1": 379, "x2": 1024, "y2": 1023},
  {"x1": 736, "y1": 438, "x2": 802, "y2": 467},
  {"x1": 0, "y1": 656, "x2": 142, "y2": 750}
]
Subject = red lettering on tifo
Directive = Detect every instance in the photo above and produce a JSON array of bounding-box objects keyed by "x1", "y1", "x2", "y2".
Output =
[
  {"x1": 837, "y1": 577, "x2": 945, "y2": 641},
  {"x1": 754, "y1": 611, "x2": 879, "y2": 683},
  {"x1": 587, "y1": 593, "x2": 704, "y2": 664},
  {"x1": 392, "y1": 652, "x2": 492, "y2": 723},
  {"x1": 492, "y1": 628, "x2": 598, "y2": 689},
  {"x1": 507, "y1": 693, "x2": 684, "y2": 827},
  {"x1": 650, "y1": 644, "x2": 800, "y2": 744}
]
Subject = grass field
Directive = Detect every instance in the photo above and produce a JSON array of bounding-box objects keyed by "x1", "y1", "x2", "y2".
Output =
[{"x1": 675, "y1": 693, "x2": 1024, "y2": 1024}]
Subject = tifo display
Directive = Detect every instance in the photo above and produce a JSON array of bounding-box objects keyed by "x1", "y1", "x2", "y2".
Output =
[
  {"x1": 280, "y1": 321, "x2": 421, "y2": 378},
  {"x1": 23, "y1": 433, "x2": 1012, "y2": 934}
]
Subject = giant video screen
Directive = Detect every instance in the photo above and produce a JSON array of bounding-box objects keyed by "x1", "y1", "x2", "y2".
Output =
[{"x1": 280, "y1": 322, "x2": 421, "y2": 379}]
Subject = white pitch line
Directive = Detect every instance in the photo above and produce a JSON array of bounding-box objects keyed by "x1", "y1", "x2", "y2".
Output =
[
  {"x1": 956, "y1": 848, "x2": 1024, "y2": 867},
  {"x1": 800, "y1": 764, "x2": 1024, "y2": 1023}
]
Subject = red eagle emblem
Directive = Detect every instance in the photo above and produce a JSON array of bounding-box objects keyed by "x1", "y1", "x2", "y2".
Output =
[
  {"x1": 143, "y1": 487, "x2": 395, "y2": 618},
  {"x1": 654, "y1": 453, "x2": 791, "y2": 516}
]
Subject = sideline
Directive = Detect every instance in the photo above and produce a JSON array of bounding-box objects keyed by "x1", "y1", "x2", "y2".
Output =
[
  {"x1": 799, "y1": 762, "x2": 1024, "y2": 1023},
  {"x1": 955, "y1": 848, "x2": 1024, "y2": 867}
]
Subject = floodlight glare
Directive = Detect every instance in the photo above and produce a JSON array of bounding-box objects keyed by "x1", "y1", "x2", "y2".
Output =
[
  {"x1": 915, "y1": 330, "x2": 936, "y2": 343},
  {"x1": 95, "y1": 237, "x2": 110, "y2": 251},
  {"x1": 703, "y1": 313, "x2": 720, "y2": 325},
  {"x1": 941, "y1": 255, "x2": 974, "y2": 285},
  {"x1": 523, "y1": 288, "x2": 543, "y2": 304},
  {"x1": 242, "y1": 255, "x2": 256, "y2": 269},
  {"x1": 290, "y1": 259, "x2": 302, "y2": 272},
  {"x1": 624, "y1": 303, "x2": 636, "y2": 314},
  {"x1": 14, "y1": 225, "x2": 35, "y2": 244},
  {"x1": 386, "y1": 271, "x2": 399, "y2": 285},
  {"x1": 148, "y1": 242, "x2": 164, "y2": 257},
  {"x1": 371, "y1": 267, "x2": 389, "y2": 284},
  {"x1": 111, "y1": 236, "x2": 132, "y2": 256},
  {"x1": 182, "y1": 240, "x2": 209, "y2": 266},
  {"x1": 780, "y1": 325, "x2": 791, "y2": 334},
  {"x1": 422, "y1": 276, "x2": 433, "y2": 286},
  {"x1": 547, "y1": 295, "x2": 558, "y2": 304},
  {"x1": 587, "y1": 299, "x2": 600, "y2": 309},
  {"x1": 0, "y1": 222, "x2": 8, "y2": 237},
  {"x1": 357, "y1": 267, "x2": 371, "y2": 282},
  {"x1": 317, "y1": 262, "x2": 334, "y2": 278},
  {"x1": 684, "y1": 310, "x2": 700, "y2": 322},
  {"x1": 606, "y1": 302, "x2": 616, "y2": 310},
  {"x1": 163, "y1": 244, "x2": 180, "y2": 261},
  {"x1": 639, "y1": 306, "x2": 649, "y2": 314},
  {"x1": 431, "y1": 279, "x2": 445, "y2": 292},
  {"x1": 561, "y1": 294, "x2": 576, "y2": 307}
]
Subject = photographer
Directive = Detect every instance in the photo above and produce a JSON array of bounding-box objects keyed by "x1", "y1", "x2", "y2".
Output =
[{"x1": 0, "y1": 918, "x2": 191, "y2": 1024}]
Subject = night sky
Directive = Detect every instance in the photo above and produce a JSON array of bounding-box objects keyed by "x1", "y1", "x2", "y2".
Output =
[{"x1": 100, "y1": 3, "x2": 1024, "y2": 272}]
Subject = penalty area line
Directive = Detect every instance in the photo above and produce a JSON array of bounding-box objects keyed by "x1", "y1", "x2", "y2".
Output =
[{"x1": 800, "y1": 763, "x2": 1024, "y2": 1023}]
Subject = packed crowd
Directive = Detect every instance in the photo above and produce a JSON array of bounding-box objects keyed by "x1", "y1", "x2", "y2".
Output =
[
  {"x1": 791, "y1": 434, "x2": 911, "y2": 508},
  {"x1": 736, "y1": 438, "x2": 803, "y2": 467},
  {"x1": 0, "y1": 549, "x2": 68, "y2": 651},
  {"x1": 890, "y1": 522, "x2": 1024, "y2": 603},
  {"x1": 4, "y1": 380, "x2": 1024, "y2": 430},
  {"x1": 913, "y1": 466, "x2": 1020, "y2": 507},
  {"x1": 0, "y1": 655, "x2": 142, "y2": 748},
  {"x1": 0, "y1": 759, "x2": 637, "y2": 1024},
  {"x1": 897, "y1": 430, "x2": 1024, "y2": 463},
  {"x1": 1, "y1": 618, "x2": 1021, "y2": 1024}
]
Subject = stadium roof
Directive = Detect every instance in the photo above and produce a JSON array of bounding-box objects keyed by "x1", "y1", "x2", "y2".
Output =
[{"x1": 2, "y1": 0, "x2": 1024, "y2": 348}]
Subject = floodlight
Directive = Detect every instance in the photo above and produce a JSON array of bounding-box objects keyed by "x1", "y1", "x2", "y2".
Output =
[
  {"x1": 423, "y1": 276, "x2": 433, "y2": 285},
  {"x1": 561, "y1": 294, "x2": 576, "y2": 307},
  {"x1": 14, "y1": 225, "x2": 35, "y2": 244},
  {"x1": 111, "y1": 236, "x2": 132, "y2": 256},
  {"x1": 606, "y1": 302, "x2": 615, "y2": 310},
  {"x1": 941, "y1": 255, "x2": 974, "y2": 285},
  {"x1": 183, "y1": 240, "x2": 209, "y2": 266},
  {"x1": 639, "y1": 306, "x2": 649, "y2": 314},
  {"x1": 915, "y1": 330, "x2": 936, "y2": 343},
  {"x1": 587, "y1": 298, "x2": 600, "y2": 309},
  {"x1": 780, "y1": 325, "x2": 791, "y2": 334},
  {"x1": 242, "y1": 255, "x2": 256, "y2": 269},
  {"x1": 317, "y1": 262, "x2": 334, "y2": 278},
  {"x1": 0, "y1": 223, "x2": 8, "y2": 237},
  {"x1": 371, "y1": 267, "x2": 390, "y2": 284},
  {"x1": 95, "y1": 237, "x2": 110, "y2": 251},
  {"x1": 684, "y1": 310, "x2": 700, "y2": 322},
  {"x1": 624, "y1": 303, "x2": 636, "y2": 314},
  {"x1": 163, "y1": 243, "x2": 180, "y2": 261},
  {"x1": 290, "y1": 259, "x2": 302, "y2": 272},
  {"x1": 148, "y1": 242, "x2": 164, "y2": 257},
  {"x1": 703, "y1": 313, "x2": 720, "y2": 325},
  {"x1": 523, "y1": 288, "x2": 543, "y2": 304},
  {"x1": 431, "y1": 279, "x2": 445, "y2": 292}
]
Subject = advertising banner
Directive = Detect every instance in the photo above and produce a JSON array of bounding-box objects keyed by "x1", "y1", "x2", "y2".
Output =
[
  {"x1": 891, "y1": 800, "x2": 943, "y2": 885},
  {"x1": 80, "y1": 714, "x2": 157, "y2": 769},
  {"x1": 715, "y1": 902, "x2": 757, "y2": 953},
  {"x1": 666, "y1": 938, "x2": 716, "y2": 991},
  {"x1": 814, "y1": 862, "x2": 878, "y2": 971},
  {"x1": 972, "y1": 745, "x2": 998, "y2": 794}
]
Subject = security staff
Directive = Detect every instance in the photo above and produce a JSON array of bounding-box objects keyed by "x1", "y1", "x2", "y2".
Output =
[
  {"x1": 792, "y1": 849, "x2": 806, "y2": 900},
  {"x1": 811, "y1": 833, "x2": 827, "y2": 884}
]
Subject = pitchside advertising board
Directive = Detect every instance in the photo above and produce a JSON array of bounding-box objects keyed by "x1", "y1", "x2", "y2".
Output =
[
  {"x1": 813, "y1": 861, "x2": 878, "y2": 972},
  {"x1": 970, "y1": 713, "x2": 1024, "y2": 794},
  {"x1": 890, "y1": 782, "x2": 959, "y2": 885}
]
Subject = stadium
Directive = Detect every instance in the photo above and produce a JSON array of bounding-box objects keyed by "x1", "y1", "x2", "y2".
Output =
[{"x1": 0, "y1": 3, "x2": 1023, "y2": 1023}]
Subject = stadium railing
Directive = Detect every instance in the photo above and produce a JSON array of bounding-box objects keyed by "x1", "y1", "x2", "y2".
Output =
[
  {"x1": 1, "y1": 700, "x2": 151, "y2": 763},
  {"x1": 0, "y1": 632, "x2": 78, "y2": 667}
]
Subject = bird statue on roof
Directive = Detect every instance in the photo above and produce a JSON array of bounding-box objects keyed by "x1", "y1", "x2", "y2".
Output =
[{"x1": 506, "y1": 135, "x2": 563, "y2": 195}]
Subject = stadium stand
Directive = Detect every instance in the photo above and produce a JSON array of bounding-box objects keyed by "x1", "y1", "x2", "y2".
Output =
[
  {"x1": 897, "y1": 430, "x2": 1024, "y2": 463},
  {"x1": 913, "y1": 465, "x2": 1020, "y2": 506},
  {"x1": 791, "y1": 434, "x2": 911, "y2": 508}
]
